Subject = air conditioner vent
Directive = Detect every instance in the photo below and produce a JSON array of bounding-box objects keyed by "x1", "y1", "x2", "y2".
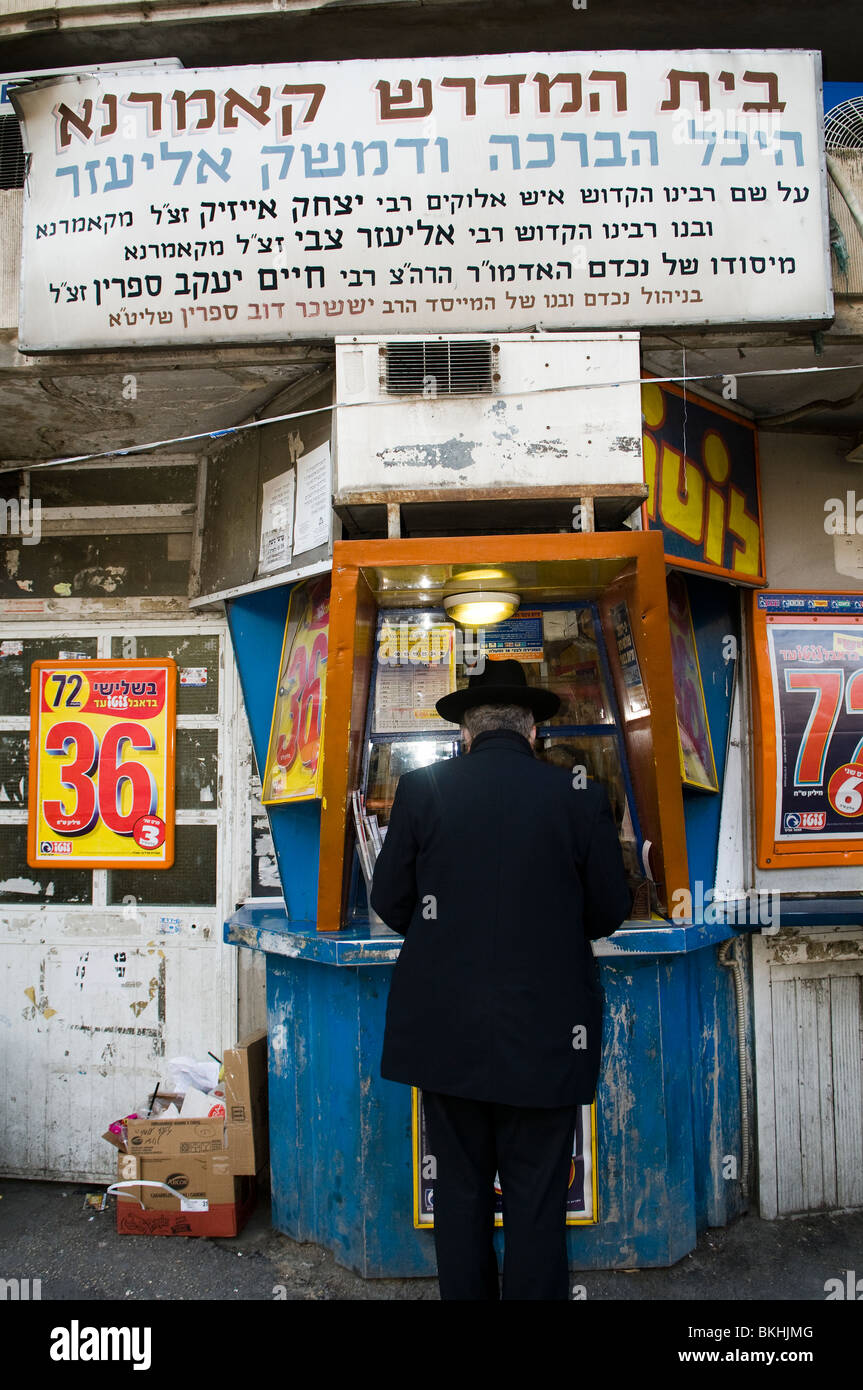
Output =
[
  {"x1": 0, "y1": 117, "x2": 26, "y2": 190},
  {"x1": 382, "y1": 339, "x2": 496, "y2": 396}
]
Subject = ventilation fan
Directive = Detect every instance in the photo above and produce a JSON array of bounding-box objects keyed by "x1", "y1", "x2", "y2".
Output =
[{"x1": 824, "y1": 97, "x2": 863, "y2": 151}]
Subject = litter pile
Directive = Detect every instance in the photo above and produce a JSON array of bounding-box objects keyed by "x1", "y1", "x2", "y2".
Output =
[{"x1": 102, "y1": 1030, "x2": 268, "y2": 1238}]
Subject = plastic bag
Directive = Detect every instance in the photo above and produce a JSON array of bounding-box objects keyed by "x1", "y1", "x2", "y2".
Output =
[{"x1": 167, "y1": 1056, "x2": 220, "y2": 1094}]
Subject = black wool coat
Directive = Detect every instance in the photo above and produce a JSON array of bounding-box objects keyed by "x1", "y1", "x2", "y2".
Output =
[{"x1": 370, "y1": 728, "x2": 633, "y2": 1108}]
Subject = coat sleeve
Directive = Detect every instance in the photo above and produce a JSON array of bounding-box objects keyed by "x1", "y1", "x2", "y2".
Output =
[
  {"x1": 582, "y1": 787, "x2": 633, "y2": 940},
  {"x1": 370, "y1": 775, "x2": 420, "y2": 935}
]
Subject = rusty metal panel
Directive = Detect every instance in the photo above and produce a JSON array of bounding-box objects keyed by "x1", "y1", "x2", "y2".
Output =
[
  {"x1": 199, "y1": 432, "x2": 261, "y2": 598},
  {"x1": 197, "y1": 377, "x2": 334, "y2": 599},
  {"x1": 0, "y1": 533, "x2": 190, "y2": 599}
]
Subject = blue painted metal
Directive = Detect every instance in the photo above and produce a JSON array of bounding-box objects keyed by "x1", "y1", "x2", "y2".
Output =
[
  {"x1": 768, "y1": 899, "x2": 863, "y2": 928},
  {"x1": 227, "y1": 590, "x2": 321, "y2": 922},
  {"x1": 226, "y1": 906, "x2": 746, "y2": 1276}
]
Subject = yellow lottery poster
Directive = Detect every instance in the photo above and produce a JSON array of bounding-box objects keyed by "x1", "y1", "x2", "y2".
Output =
[
  {"x1": 28, "y1": 659, "x2": 177, "y2": 869},
  {"x1": 263, "y1": 576, "x2": 330, "y2": 804}
]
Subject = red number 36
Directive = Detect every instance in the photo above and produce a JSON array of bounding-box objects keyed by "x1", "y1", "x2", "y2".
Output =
[
  {"x1": 276, "y1": 633, "x2": 327, "y2": 775},
  {"x1": 43, "y1": 719, "x2": 158, "y2": 836}
]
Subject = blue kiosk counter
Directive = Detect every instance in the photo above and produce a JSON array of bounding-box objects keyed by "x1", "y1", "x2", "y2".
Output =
[{"x1": 224, "y1": 533, "x2": 748, "y2": 1277}]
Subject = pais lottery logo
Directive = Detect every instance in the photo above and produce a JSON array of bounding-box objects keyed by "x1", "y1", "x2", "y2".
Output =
[
  {"x1": 39, "y1": 840, "x2": 73, "y2": 855},
  {"x1": 783, "y1": 812, "x2": 826, "y2": 832}
]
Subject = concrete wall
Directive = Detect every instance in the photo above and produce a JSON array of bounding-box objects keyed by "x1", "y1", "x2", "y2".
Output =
[{"x1": 759, "y1": 430, "x2": 863, "y2": 592}]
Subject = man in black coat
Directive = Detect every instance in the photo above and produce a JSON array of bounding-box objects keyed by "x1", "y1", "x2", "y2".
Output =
[{"x1": 370, "y1": 658, "x2": 632, "y2": 1301}]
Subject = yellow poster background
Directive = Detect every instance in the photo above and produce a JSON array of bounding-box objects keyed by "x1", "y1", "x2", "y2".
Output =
[
  {"x1": 28, "y1": 659, "x2": 176, "y2": 869},
  {"x1": 263, "y1": 577, "x2": 330, "y2": 804}
]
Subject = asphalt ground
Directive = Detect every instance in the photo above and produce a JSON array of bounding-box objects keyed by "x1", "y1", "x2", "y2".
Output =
[
  {"x1": 2, "y1": 1175, "x2": 861, "y2": 1376},
  {"x1": 1, "y1": 1174, "x2": 861, "y2": 1303}
]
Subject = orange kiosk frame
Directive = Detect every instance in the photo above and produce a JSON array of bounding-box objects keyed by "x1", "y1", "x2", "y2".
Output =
[{"x1": 317, "y1": 529, "x2": 688, "y2": 931}]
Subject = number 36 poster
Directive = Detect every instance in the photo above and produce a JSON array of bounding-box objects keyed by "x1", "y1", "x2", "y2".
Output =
[
  {"x1": 752, "y1": 594, "x2": 863, "y2": 868},
  {"x1": 28, "y1": 659, "x2": 176, "y2": 869}
]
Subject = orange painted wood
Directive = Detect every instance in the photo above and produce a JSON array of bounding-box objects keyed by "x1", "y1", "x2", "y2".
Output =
[{"x1": 317, "y1": 532, "x2": 689, "y2": 931}]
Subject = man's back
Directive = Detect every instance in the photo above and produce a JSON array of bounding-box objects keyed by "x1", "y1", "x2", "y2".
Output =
[{"x1": 371, "y1": 727, "x2": 632, "y2": 1108}]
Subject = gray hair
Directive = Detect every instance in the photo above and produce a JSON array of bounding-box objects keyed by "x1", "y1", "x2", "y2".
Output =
[{"x1": 461, "y1": 703, "x2": 535, "y2": 740}]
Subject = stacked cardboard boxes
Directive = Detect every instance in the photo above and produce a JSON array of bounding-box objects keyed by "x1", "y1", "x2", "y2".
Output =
[{"x1": 109, "y1": 1030, "x2": 269, "y2": 1237}]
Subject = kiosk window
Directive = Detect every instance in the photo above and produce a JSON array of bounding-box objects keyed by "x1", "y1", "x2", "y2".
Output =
[
  {"x1": 351, "y1": 601, "x2": 643, "y2": 921},
  {"x1": 365, "y1": 739, "x2": 457, "y2": 827}
]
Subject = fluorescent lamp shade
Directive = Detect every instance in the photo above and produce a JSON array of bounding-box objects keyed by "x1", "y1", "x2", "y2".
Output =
[{"x1": 442, "y1": 591, "x2": 520, "y2": 627}]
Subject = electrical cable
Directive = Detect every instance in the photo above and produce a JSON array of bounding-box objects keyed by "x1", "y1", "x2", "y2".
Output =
[{"x1": 4, "y1": 358, "x2": 863, "y2": 475}]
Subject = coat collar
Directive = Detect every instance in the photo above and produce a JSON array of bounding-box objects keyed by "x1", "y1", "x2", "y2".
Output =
[{"x1": 468, "y1": 729, "x2": 535, "y2": 757}]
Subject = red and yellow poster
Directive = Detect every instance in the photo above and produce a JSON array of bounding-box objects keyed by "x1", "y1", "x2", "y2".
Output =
[
  {"x1": 28, "y1": 659, "x2": 176, "y2": 869},
  {"x1": 751, "y1": 593, "x2": 863, "y2": 867},
  {"x1": 263, "y1": 576, "x2": 330, "y2": 804}
]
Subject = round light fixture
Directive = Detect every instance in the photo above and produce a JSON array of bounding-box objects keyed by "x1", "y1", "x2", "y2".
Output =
[
  {"x1": 443, "y1": 590, "x2": 520, "y2": 628},
  {"x1": 451, "y1": 567, "x2": 516, "y2": 585}
]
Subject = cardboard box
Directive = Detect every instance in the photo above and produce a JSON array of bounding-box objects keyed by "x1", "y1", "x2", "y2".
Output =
[
  {"x1": 122, "y1": 1030, "x2": 268, "y2": 1176},
  {"x1": 224, "y1": 1028, "x2": 269, "y2": 1175},
  {"x1": 114, "y1": 1152, "x2": 256, "y2": 1238}
]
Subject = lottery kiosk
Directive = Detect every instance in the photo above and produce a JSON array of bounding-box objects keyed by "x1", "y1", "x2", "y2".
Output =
[{"x1": 224, "y1": 526, "x2": 749, "y2": 1275}]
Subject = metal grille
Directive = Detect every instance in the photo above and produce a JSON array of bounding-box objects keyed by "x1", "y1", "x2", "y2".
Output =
[
  {"x1": 824, "y1": 97, "x2": 863, "y2": 151},
  {"x1": 0, "y1": 116, "x2": 25, "y2": 190},
  {"x1": 383, "y1": 339, "x2": 495, "y2": 395}
]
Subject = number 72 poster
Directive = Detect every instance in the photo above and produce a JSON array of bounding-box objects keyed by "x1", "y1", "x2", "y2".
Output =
[
  {"x1": 751, "y1": 594, "x2": 863, "y2": 868},
  {"x1": 263, "y1": 576, "x2": 330, "y2": 804},
  {"x1": 28, "y1": 659, "x2": 176, "y2": 869}
]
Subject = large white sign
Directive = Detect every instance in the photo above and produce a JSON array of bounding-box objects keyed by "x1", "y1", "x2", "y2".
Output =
[{"x1": 13, "y1": 50, "x2": 831, "y2": 350}]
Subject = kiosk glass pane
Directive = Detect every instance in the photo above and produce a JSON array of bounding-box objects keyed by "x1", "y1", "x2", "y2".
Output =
[
  {"x1": 365, "y1": 739, "x2": 457, "y2": 827},
  {"x1": 353, "y1": 598, "x2": 643, "y2": 920}
]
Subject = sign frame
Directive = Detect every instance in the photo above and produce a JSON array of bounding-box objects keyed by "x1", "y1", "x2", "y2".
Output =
[
  {"x1": 751, "y1": 591, "x2": 863, "y2": 868},
  {"x1": 411, "y1": 1087, "x2": 598, "y2": 1228},
  {"x1": 13, "y1": 49, "x2": 832, "y2": 351},
  {"x1": 27, "y1": 657, "x2": 177, "y2": 870}
]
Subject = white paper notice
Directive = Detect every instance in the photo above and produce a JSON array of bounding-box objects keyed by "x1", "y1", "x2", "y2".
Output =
[
  {"x1": 259, "y1": 469, "x2": 295, "y2": 574},
  {"x1": 293, "y1": 444, "x2": 331, "y2": 558}
]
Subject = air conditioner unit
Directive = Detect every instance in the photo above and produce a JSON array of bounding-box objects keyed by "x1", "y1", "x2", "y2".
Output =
[{"x1": 333, "y1": 332, "x2": 643, "y2": 499}]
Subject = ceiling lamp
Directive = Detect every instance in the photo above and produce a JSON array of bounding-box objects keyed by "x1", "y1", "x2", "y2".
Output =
[
  {"x1": 442, "y1": 592, "x2": 520, "y2": 627},
  {"x1": 443, "y1": 566, "x2": 520, "y2": 627}
]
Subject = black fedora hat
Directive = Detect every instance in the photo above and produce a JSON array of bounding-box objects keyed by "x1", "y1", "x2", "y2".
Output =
[{"x1": 435, "y1": 658, "x2": 561, "y2": 724}]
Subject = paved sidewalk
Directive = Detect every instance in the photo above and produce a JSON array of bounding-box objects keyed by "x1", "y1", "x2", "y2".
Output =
[{"x1": 2, "y1": 1177, "x2": 861, "y2": 1302}]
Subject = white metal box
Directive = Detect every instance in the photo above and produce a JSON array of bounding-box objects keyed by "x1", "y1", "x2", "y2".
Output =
[{"x1": 334, "y1": 332, "x2": 642, "y2": 499}]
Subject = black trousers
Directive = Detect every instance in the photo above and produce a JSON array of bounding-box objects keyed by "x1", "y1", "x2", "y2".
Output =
[{"x1": 422, "y1": 1090, "x2": 578, "y2": 1301}]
